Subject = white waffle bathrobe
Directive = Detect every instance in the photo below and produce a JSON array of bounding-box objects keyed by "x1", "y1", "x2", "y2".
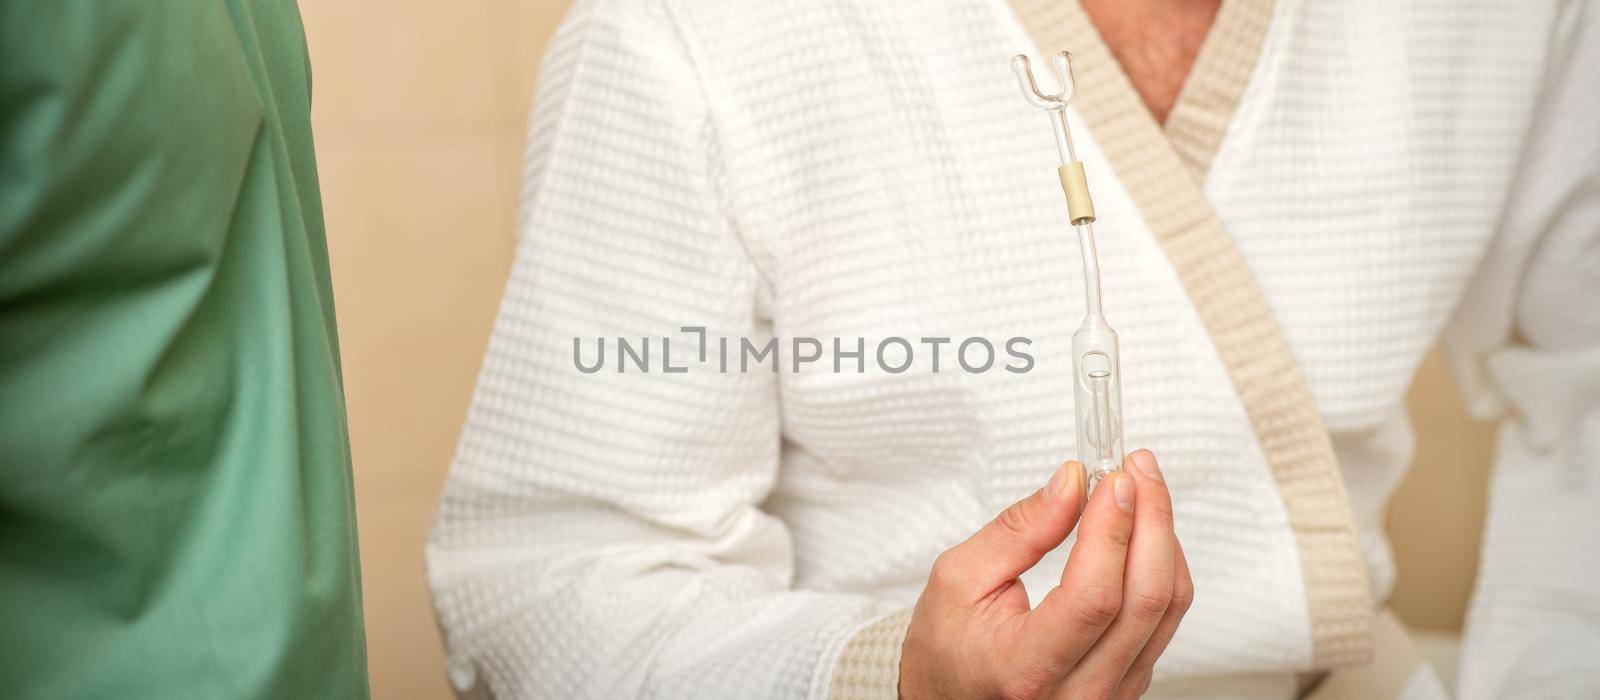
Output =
[{"x1": 426, "y1": 0, "x2": 1600, "y2": 697}]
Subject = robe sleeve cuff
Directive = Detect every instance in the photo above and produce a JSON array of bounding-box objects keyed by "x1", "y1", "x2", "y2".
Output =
[{"x1": 827, "y1": 607, "x2": 914, "y2": 700}]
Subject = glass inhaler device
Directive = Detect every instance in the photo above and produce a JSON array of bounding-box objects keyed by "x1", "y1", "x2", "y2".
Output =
[{"x1": 1011, "y1": 52, "x2": 1125, "y2": 486}]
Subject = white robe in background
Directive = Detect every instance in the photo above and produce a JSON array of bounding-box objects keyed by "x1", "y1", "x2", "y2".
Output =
[{"x1": 426, "y1": 0, "x2": 1600, "y2": 697}]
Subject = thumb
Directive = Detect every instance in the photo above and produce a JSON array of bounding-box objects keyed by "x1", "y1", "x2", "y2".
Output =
[{"x1": 938, "y1": 461, "x2": 1087, "y2": 596}]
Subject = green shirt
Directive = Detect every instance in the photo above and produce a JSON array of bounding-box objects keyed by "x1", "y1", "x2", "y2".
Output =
[{"x1": 0, "y1": 2, "x2": 369, "y2": 697}]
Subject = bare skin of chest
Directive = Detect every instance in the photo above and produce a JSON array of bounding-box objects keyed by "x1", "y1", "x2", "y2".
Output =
[{"x1": 1080, "y1": 0, "x2": 1221, "y2": 124}]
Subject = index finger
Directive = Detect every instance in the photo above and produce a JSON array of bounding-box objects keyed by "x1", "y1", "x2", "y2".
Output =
[
  {"x1": 1062, "y1": 450, "x2": 1178, "y2": 689},
  {"x1": 937, "y1": 460, "x2": 1088, "y2": 598},
  {"x1": 1005, "y1": 470, "x2": 1135, "y2": 674}
]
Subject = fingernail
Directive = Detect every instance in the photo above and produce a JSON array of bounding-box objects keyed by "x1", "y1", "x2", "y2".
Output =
[
  {"x1": 1048, "y1": 461, "x2": 1082, "y2": 500},
  {"x1": 1132, "y1": 450, "x2": 1161, "y2": 482},
  {"x1": 1113, "y1": 474, "x2": 1135, "y2": 512}
]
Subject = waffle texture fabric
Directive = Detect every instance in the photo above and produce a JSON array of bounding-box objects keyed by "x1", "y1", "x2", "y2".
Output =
[{"x1": 427, "y1": 0, "x2": 1599, "y2": 698}]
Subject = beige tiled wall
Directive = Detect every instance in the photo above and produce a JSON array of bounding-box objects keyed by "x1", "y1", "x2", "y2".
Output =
[
  {"x1": 300, "y1": 2, "x2": 565, "y2": 696},
  {"x1": 298, "y1": 2, "x2": 1489, "y2": 695},
  {"x1": 1388, "y1": 354, "x2": 1494, "y2": 631}
]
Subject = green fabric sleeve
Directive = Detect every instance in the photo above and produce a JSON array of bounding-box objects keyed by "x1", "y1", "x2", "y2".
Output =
[{"x1": 0, "y1": 2, "x2": 368, "y2": 697}]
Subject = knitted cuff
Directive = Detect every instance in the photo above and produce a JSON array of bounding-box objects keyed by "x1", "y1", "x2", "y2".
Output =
[{"x1": 826, "y1": 608, "x2": 914, "y2": 700}]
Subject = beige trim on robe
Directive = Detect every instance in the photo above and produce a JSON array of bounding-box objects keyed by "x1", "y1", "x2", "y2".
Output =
[
  {"x1": 828, "y1": 608, "x2": 913, "y2": 699},
  {"x1": 1161, "y1": 0, "x2": 1278, "y2": 177},
  {"x1": 1302, "y1": 610, "x2": 1430, "y2": 699}
]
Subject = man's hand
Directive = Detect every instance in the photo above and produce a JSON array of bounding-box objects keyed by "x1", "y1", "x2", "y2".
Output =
[{"x1": 900, "y1": 451, "x2": 1192, "y2": 699}]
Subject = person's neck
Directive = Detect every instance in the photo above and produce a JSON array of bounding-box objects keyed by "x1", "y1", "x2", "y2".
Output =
[{"x1": 1079, "y1": 0, "x2": 1221, "y2": 124}]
